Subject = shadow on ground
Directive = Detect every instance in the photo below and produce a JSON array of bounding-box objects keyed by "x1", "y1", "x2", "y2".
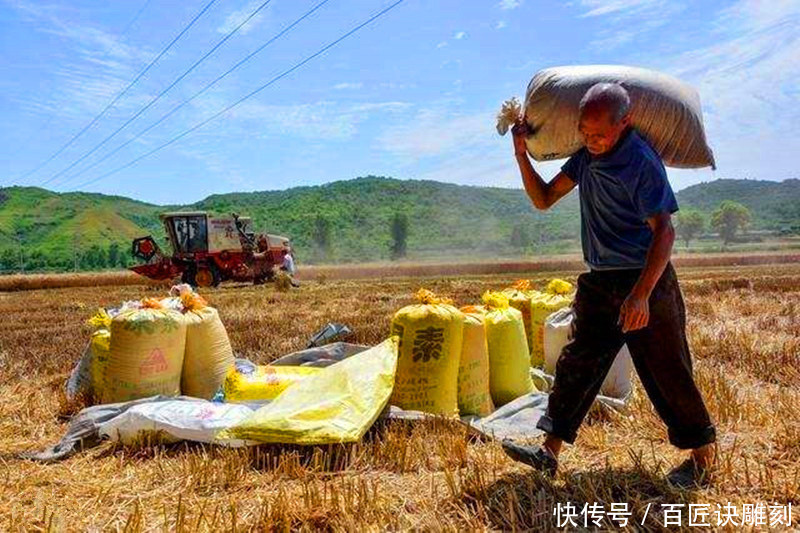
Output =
[{"x1": 457, "y1": 463, "x2": 702, "y2": 531}]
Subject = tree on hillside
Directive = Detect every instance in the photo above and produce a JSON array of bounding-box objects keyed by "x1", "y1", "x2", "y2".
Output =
[
  {"x1": 311, "y1": 215, "x2": 332, "y2": 262},
  {"x1": 390, "y1": 213, "x2": 409, "y2": 260},
  {"x1": 27, "y1": 250, "x2": 46, "y2": 271},
  {"x1": 675, "y1": 209, "x2": 705, "y2": 248},
  {"x1": 711, "y1": 201, "x2": 751, "y2": 246},
  {"x1": 81, "y1": 244, "x2": 107, "y2": 271},
  {"x1": 510, "y1": 223, "x2": 531, "y2": 250},
  {"x1": 0, "y1": 249, "x2": 16, "y2": 273},
  {"x1": 108, "y1": 242, "x2": 120, "y2": 268}
]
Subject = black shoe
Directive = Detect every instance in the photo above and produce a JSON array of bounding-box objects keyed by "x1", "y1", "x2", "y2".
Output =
[
  {"x1": 667, "y1": 458, "x2": 714, "y2": 489},
  {"x1": 501, "y1": 440, "x2": 558, "y2": 476}
]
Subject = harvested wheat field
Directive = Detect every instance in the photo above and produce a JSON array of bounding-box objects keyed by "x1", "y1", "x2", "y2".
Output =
[{"x1": 1, "y1": 262, "x2": 799, "y2": 531}]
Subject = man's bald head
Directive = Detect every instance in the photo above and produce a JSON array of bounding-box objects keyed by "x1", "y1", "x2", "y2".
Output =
[
  {"x1": 577, "y1": 82, "x2": 632, "y2": 155},
  {"x1": 579, "y1": 82, "x2": 631, "y2": 124}
]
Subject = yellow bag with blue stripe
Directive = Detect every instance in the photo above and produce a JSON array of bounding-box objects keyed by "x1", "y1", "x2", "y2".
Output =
[{"x1": 222, "y1": 364, "x2": 321, "y2": 403}]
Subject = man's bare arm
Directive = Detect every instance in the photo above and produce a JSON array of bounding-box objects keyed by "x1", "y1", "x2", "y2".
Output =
[
  {"x1": 518, "y1": 159, "x2": 576, "y2": 210},
  {"x1": 619, "y1": 212, "x2": 676, "y2": 332},
  {"x1": 512, "y1": 122, "x2": 576, "y2": 210}
]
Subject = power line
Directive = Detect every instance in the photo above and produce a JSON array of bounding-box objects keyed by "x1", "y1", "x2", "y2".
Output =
[
  {"x1": 13, "y1": 0, "x2": 218, "y2": 184},
  {"x1": 75, "y1": 0, "x2": 407, "y2": 191},
  {"x1": 40, "y1": 0, "x2": 273, "y2": 189},
  {"x1": 9, "y1": 0, "x2": 155, "y2": 165},
  {"x1": 56, "y1": 0, "x2": 332, "y2": 189},
  {"x1": 119, "y1": 0, "x2": 153, "y2": 37}
]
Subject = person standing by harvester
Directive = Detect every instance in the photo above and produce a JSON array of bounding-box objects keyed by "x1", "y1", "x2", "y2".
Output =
[{"x1": 502, "y1": 82, "x2": 717, "y2": 488}]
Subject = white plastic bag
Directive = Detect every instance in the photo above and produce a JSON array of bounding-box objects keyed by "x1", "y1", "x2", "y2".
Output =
[
  {"x1": 505, "y1": 65, "x2": 715, "y2": 169},
  {"x1": 543, "y1": 307, "x2": 633, "y2": 398},
  {"x1": 98, "y1": 399, "x2": 255, "y2": 447}
]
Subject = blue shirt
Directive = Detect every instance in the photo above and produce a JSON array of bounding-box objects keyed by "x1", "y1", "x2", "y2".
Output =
[{"x1": 561, "y1": 129, "x2": 678, "y2": 270}]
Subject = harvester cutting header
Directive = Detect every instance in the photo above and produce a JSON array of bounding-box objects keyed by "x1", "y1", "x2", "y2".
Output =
[{"x1": 130, "y1": 212, "x2": 293, "y2": 287}]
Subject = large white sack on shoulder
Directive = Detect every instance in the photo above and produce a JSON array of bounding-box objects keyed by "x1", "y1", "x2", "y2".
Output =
[
  {"x1": 98, "y1": 400, "x2": 255, "y2": 447},
  {"x1": 542, "y1": 307, "x2": 633, "y2": 399},
  {"x1": 523, "y1": 65, "x2": 715, "y2": 169}
]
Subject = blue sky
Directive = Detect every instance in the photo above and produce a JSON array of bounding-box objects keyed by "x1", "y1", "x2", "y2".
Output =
[{"x1": 0, "y1": 0, "x2": 798, "y2": 205}]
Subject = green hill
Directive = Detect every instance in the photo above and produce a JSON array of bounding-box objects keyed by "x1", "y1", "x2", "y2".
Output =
[
  {"x1": 192, "y1": 177, "x2": 581, "y2": 262},
  {"x1": 0, "y1": 177, "x2": 797, "y2": 272},
  {"x1": 675, "y1": 178, "x2": 800, "y2": 230}
]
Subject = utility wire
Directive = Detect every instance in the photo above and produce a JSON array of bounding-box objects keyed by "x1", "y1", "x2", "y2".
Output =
[
  {"x1": 56, "y1": 0, "x2": 332, "y2": 189},
  {"x1": 75, "y1": 0, "x2": 407, "y2": 191},
  {"x1": 8, "y1": 0, "x2": 154, "y2": 165},
  {"x1": 14, "y1": 0, "x2": 217, "y2": 184},
  {"x1": 119, "y1": 0, "x2": 153, "y2": 37},
  {"x1": 40, "y1": 0, "x2": 273, "y2": 189}
]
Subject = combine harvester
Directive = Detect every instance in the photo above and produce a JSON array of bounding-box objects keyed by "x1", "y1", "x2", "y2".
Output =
[{"x1": 130, "y1": 212, "x2": 292, "y2": 287}]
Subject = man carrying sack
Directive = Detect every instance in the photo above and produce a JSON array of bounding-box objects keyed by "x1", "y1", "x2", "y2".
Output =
[{"x1": 502, "y1": 82, "x2": 717, "y2": 488}]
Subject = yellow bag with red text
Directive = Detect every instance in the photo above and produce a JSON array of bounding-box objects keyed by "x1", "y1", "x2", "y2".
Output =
[{"x1": 100, "y1": 301, "x2": 186, "y2": 404}]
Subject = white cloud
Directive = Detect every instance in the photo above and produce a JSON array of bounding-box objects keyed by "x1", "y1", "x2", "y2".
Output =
[
  {"x1": 377, "y1": 103, "x2": 565, "y2": 187},
  {"x1": 576, "y1": 0, "x2": 664, "y2": 18},
  {"x1": 378, "y1": 107, "x2": 494, "y2": 158},
  {"x1": 495, "y1": 20, "x2": 507, "y2": 29},
  {"x1": 217, "y1": 0, "x2": 270, "y2": 35},
  {"x1": 662, "y1": 0, "x2": 800, "y2": 179},
  {"x1": 437, "y1": 41, "x2": 448, "y2": 48},
  {"x1": 577, "y1": 1, "x2": 686, "y2": 49},
  {"x1": 333, "y1": 82, "x2": 364, "y2": 90},
  {"x1": 191, "y1": 97, "x2": 411, "y2": 142},
  {"x1": 411, "y1": 149, "x2": 563, "y2": 188},
  {"x1": 379, "y1": 82, "x2": 416, "y2": 90},
  {"x1": 4, "y1": 0, "x2": 152, "y2": 119},
  {"x1": 454, "y1": 31, "x2": 466, "y2": 40},
  {"x1": 348, "y1": 102, "x2": 413, "y2": 113},
  {"x1": 498, "y1": 0, "x2": 522, "y2": 10},
  {"x1": 177, "y1": 140, "x2": 257, "y2": 191}
]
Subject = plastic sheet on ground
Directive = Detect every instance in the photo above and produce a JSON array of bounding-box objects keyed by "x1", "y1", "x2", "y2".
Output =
[
  {"x1": 20, "y1": 396, "x2": 177, "y2": 462},
  {"x1": 269, "y1": 342, "x2": 369, "y2": 367},
  {"x1": 65, "y1": 339, "x2": 95, "y2": 401},
  {"x1": 306, "y1": 322, "x2": 353, "y2": 348},
  {"x1": 386, "y1": 368, "x2": 631, "y2": 442},
  {"x1": 98, "y1": 400, "x2": 254, "y2": 447},
  {"x1": 21, "y1": 396, "x2": 255, "y2": 462}
]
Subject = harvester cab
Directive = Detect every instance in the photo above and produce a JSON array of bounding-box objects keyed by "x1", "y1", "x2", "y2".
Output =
[{"x1": 130, "y1": 212, "x2": 292, "y2": 288}]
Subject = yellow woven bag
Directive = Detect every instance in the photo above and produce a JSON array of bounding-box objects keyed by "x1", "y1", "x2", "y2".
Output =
[{"x1": 390, "y1": 289, "x2": 464, "y2": 416}]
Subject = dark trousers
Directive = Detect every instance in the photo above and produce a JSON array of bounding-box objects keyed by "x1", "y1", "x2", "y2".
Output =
[{"x1": 536, "y1": 263, "x2": 716, "y2": 449}]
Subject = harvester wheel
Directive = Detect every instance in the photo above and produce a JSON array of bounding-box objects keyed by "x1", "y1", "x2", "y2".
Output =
[{"x1": 183, "y1": 264, "x2": 220, "y2": 288}]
